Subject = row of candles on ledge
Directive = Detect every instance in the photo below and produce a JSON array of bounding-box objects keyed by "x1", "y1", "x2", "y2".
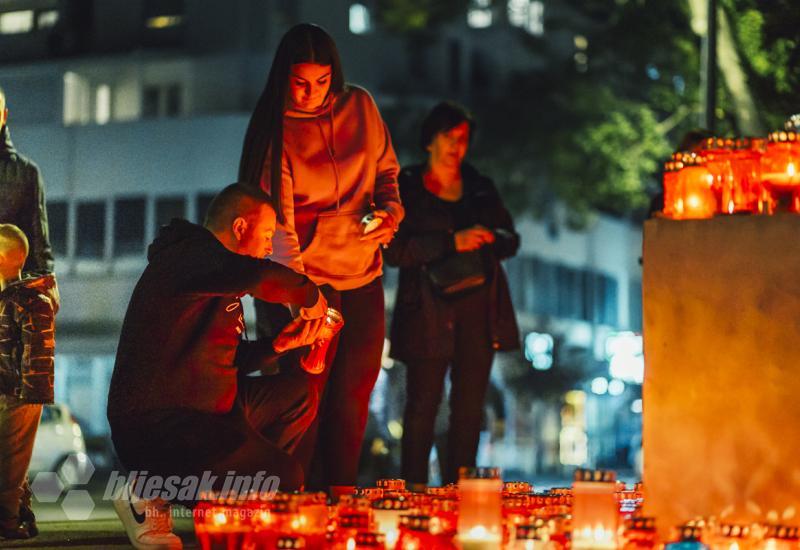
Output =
[
  {"x1": 660, "y1": 124, "x2": 800, "y2": 219},
  {"x1": 192, "y1": 467, "x2": 799, "y2": 550}
]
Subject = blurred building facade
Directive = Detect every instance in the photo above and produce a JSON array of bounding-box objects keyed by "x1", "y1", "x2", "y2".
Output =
[{"x1": 0, "y1": 0, "x2": 643, "y2": 479}]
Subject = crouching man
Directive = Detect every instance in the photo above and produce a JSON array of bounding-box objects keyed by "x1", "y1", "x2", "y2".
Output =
[{"x1": 107, "y1": 183, "x2": 328, "y2": 550}]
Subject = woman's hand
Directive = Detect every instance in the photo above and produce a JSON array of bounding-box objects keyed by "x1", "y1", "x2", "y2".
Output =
[
  {"x1": 359, "y1": 210, "x2": 397, "y2": 246},
  {"x1": 454, "y1": 225, "x2": 495, "y2": 252}
]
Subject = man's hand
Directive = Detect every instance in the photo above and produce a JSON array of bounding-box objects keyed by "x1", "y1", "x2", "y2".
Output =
[
  {"x1": 359, "y1": 210, "x2": 396, "y2": 246},
  {"x1": 297, "y1": 290, "x2": 327, "y2": 320},
  {"x1": 454, "y1": 225, "x2": 495, "y2": 252},
  {"x1": 273, "y1": 315, "x2": 327, "y2": 354}
]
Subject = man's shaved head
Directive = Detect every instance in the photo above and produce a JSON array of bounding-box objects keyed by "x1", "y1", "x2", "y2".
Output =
[
  {"x1": 0, "y1": 224, "x2": 29, "y2": 271},
  {"x1": 204, "y1": 183, "x2": 274, "y2": 231}
]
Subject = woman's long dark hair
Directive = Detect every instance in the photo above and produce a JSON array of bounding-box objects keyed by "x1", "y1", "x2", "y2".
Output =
[{"x1": 238, "y1": 23, "x2": 345, "y2": 224}]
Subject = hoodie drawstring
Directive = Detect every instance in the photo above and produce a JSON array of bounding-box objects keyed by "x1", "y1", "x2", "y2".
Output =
[{"x1": 317, "y1": 107, "x2": 341, "y2": 212}]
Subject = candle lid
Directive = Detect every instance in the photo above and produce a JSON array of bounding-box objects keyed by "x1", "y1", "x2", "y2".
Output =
[
  {"x1": 355, "y1": 532, "x2": 386, "y2": 547},
  {"x1": 277, "y1": 536, "x2": 306, "y2": 549},
  {"x1": 400, "y1": 514, "x2": 431, "y2": 531},
  {"x1": 626, "y1": 517, "x2": 656, "y2": 532},
  {"x1": 372, "y1": 496, "x2": 411, "y2": 510},
  {"x1": 503, "y1": 481, "x2": 533, "y2": 494},
  {"x1": 701, "y1": 137, "x2": 735, "y2": 151},
  {"x1": 717, "y1": 524, "x2": 750, "y2": 538},
  {"x1": 764, "y1": 525, "x2": 800, "y2": 540},
  {"x1": 672, "y1": 151, "x2": 707, "y2": 167},
  {"x1": 678, "y1": 525, "x2": 703, "y2": 541},
  {"x1": 337, "y1": 513, "x2": 372, "y2": 529},
  {"x1": 354, "y1": 487, "x2": 384, "y2": 500},
  {"x1": 376, "y1": 479, "x2": 406, "y2": 491},
  {"x1": 768, "y1": 130, "x2": 799, "y2": 143},
  {"x1": 573, "y1": 468, "x2": 616, "y2": 483}
]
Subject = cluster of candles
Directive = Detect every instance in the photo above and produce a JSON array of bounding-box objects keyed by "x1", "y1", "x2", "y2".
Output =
[
  {"x1": 192, "y1": 468, "x2": 799, "y2": 550},
  {"x1": 661, "y1": 127, "x2": 800, "y2": 219}
]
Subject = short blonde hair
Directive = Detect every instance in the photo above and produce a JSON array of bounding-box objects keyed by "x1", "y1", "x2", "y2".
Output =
[{"x1": 0, "y1": 224, "x2": 29, "y2": 268}]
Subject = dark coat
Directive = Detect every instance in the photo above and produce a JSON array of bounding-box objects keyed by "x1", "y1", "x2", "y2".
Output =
[
  {"x1": 107, "y1": 219, "x2": 321, "y2": 418},
  {"x1": 0, "y1": 126, "x2": 54, "y2": 273},
  {"x1": 384, "y1": 163, "x2": 520, "y2": 361},
  {"x1": 0, "y1": 273, "x2": 56, "y2": 404}
]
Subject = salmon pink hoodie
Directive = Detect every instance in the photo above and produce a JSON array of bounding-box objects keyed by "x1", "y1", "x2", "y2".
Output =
[{"x1": 262, "y1": 85, "x2": 404, "y2": 291}]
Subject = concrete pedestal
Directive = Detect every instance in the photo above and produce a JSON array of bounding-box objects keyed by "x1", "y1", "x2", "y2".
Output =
[{"x1": 642, "y1": 215, "x2": 800, "y2": 537}]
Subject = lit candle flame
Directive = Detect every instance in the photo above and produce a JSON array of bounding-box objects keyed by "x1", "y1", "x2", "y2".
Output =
[
  {"x1": 788, "y1": 162, "x2": 796, "y2": 177},
  {"x1": 213, "y1": 511, "x2": 227, "y2": 526},
  {"x1": 347, "y1": 537, "x2": 356, "y2": 550}
]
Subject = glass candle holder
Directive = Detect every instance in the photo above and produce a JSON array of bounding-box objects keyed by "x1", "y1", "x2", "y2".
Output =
[
  {"x1": 622, "y1": 517, "x2": 658, "y2": 550},
  {"x1": 709, "y1": 523, "x2": 753, "y2": 550},
  {"x1": 700, "y1": 138, "x2": 736, "y2": 214},
  {"x1": 761, "y1": 131, "x2": 800, "y2": 212},
  {"x1": 514, "y1": 522, "x2": 554, "y2": 550},
  {"x1": 398, "y1": 514, "x2": 458, "y2": 550},
  {"x1": 458, "y1": 467, "x2": 503, "y2": 550},
  {"x1": 571, "y1": 469, "x2": 620, "y2": 550},
  {"x1": 300, "y1": 307, "x2": 344, "y2": 374},
  {"x1": 665, "y1": 525, "x2": 709, "y2": 550},
  {"x1": 376, "y1": 479, "x2": 408, "y2": 495},
  {"x1": 372, "y1": 496, "x2": 411, "y2": 548},
  {"x1": 504, "y1": 482, "x2": 533, "y2": 495},
  {"x1": 757, "y1": 525, "x2": 799, "y2": 550},
  {"x1": 193, "y1": 502, "x2": 252, "y2": 550},
  {"x1": 676, "y1": 152, "x2": 717, "y2": 219}
]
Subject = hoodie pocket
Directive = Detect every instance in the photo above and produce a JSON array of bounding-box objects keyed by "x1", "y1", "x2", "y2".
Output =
[{"x1": 301, "y1": 210, "x2": 380, "y2": 279}]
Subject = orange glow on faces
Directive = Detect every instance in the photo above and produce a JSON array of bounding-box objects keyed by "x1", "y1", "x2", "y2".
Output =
[
  {"x1": 428, "y1": 121, "x2": 470, "y2": 170},
  {"x1": 288, "y1": 63, "x2": 332, "y2": 112}
]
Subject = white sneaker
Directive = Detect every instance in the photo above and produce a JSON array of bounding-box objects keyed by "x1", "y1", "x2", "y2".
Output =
[{"x1": 112, "y1": 480, "x2": 183, "y2": 550}]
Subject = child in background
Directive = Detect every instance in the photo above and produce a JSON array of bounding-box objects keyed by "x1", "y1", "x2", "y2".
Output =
[{"x1": 0, "y1": 224, "x2": 56, "y2": 540}]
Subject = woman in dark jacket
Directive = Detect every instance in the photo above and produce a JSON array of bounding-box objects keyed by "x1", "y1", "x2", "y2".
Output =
[{"x1": 384, "y1": 102, "x2": 520, "y2": 487}]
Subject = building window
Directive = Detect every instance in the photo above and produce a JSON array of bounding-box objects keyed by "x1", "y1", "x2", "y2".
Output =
[
  {"x1": 507, "y1": 0, "x2": 544, "y2": 36},
  {"x1": 142, "y1": 84, "x2": 182, "y2": 118},
  {"x1": 95, "y1": 84, "x2": 111, "y2": 125},
  {"x1": 47, "y1": 200, "x2": 68, "y2": 257},
  {"x1": 36, "y1": 9, "x2": 59, "y2": 30},
  {"x1": 155, "y1": 196, "x2": 186, "y2": 234},
  {"x1": 467, "y1": 0, "x2": 493, "y2": 29},
  {"x1": 349, "y1": 3, "x2": 371, "y2": 35},
  {"x1": 0, "y1": 10, "x2": 34, "y2": 34},
  {"x1": 114, "y1": 197, "x2": 146, "y2": 257},
  {"x1": 195, "y1": 193, "x2": 216, "y2": 224},
  {"x1": 76, "y1": 202, "x2": 106, "y2": 259}
]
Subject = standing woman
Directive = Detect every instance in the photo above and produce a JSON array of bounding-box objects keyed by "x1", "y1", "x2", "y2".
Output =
[
  {"x1": 384, "y1": 102, "x2": 520, "y2": 487},
  {"x1": 238, "y1": 24, "x2": 403, "y2": 495}
]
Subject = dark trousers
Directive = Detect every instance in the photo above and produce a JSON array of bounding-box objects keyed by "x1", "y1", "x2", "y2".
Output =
[
  {"x1": 0, "y1": 395, "x2": 41, "y2": 527},
  {"x1": 400, "y1": 289, "x2": 495, "y2": 485},
  {"x1": 110, "y1": 370, "x2": 317, "y2": 496},
  {"x1": 257, "y1": 278, "x2": 385, "y2": 489}
]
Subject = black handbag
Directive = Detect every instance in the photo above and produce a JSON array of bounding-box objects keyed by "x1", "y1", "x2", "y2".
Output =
[{"x1": 425, "y1": 249, "x2": 489, "y2": 297}]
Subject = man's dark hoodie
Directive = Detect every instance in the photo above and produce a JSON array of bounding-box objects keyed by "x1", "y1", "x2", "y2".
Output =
[
  {"x1": 107, "y1": 219, "x2": 321, "y2": 420},
  {"x1": 0, "y1": 126, "x2": 54, "y2": 273}
]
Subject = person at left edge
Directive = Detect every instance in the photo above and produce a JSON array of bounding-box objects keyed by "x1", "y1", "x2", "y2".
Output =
[{"x1": 107, "y1": 183, "x2": 327, "y2": 550}]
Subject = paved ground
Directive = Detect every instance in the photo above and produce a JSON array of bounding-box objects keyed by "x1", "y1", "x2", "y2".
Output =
[
  {"x1": 0, "y1": 517, "x2": 198, "y2": 549},
  {"x1": 0, "y1": 471, "x2": 639, "y2": 548}
]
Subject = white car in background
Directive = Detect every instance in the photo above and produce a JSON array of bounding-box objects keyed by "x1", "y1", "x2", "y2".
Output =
[{"x1": 29, "y1": 403, "x2": 90, "y2": 486}]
